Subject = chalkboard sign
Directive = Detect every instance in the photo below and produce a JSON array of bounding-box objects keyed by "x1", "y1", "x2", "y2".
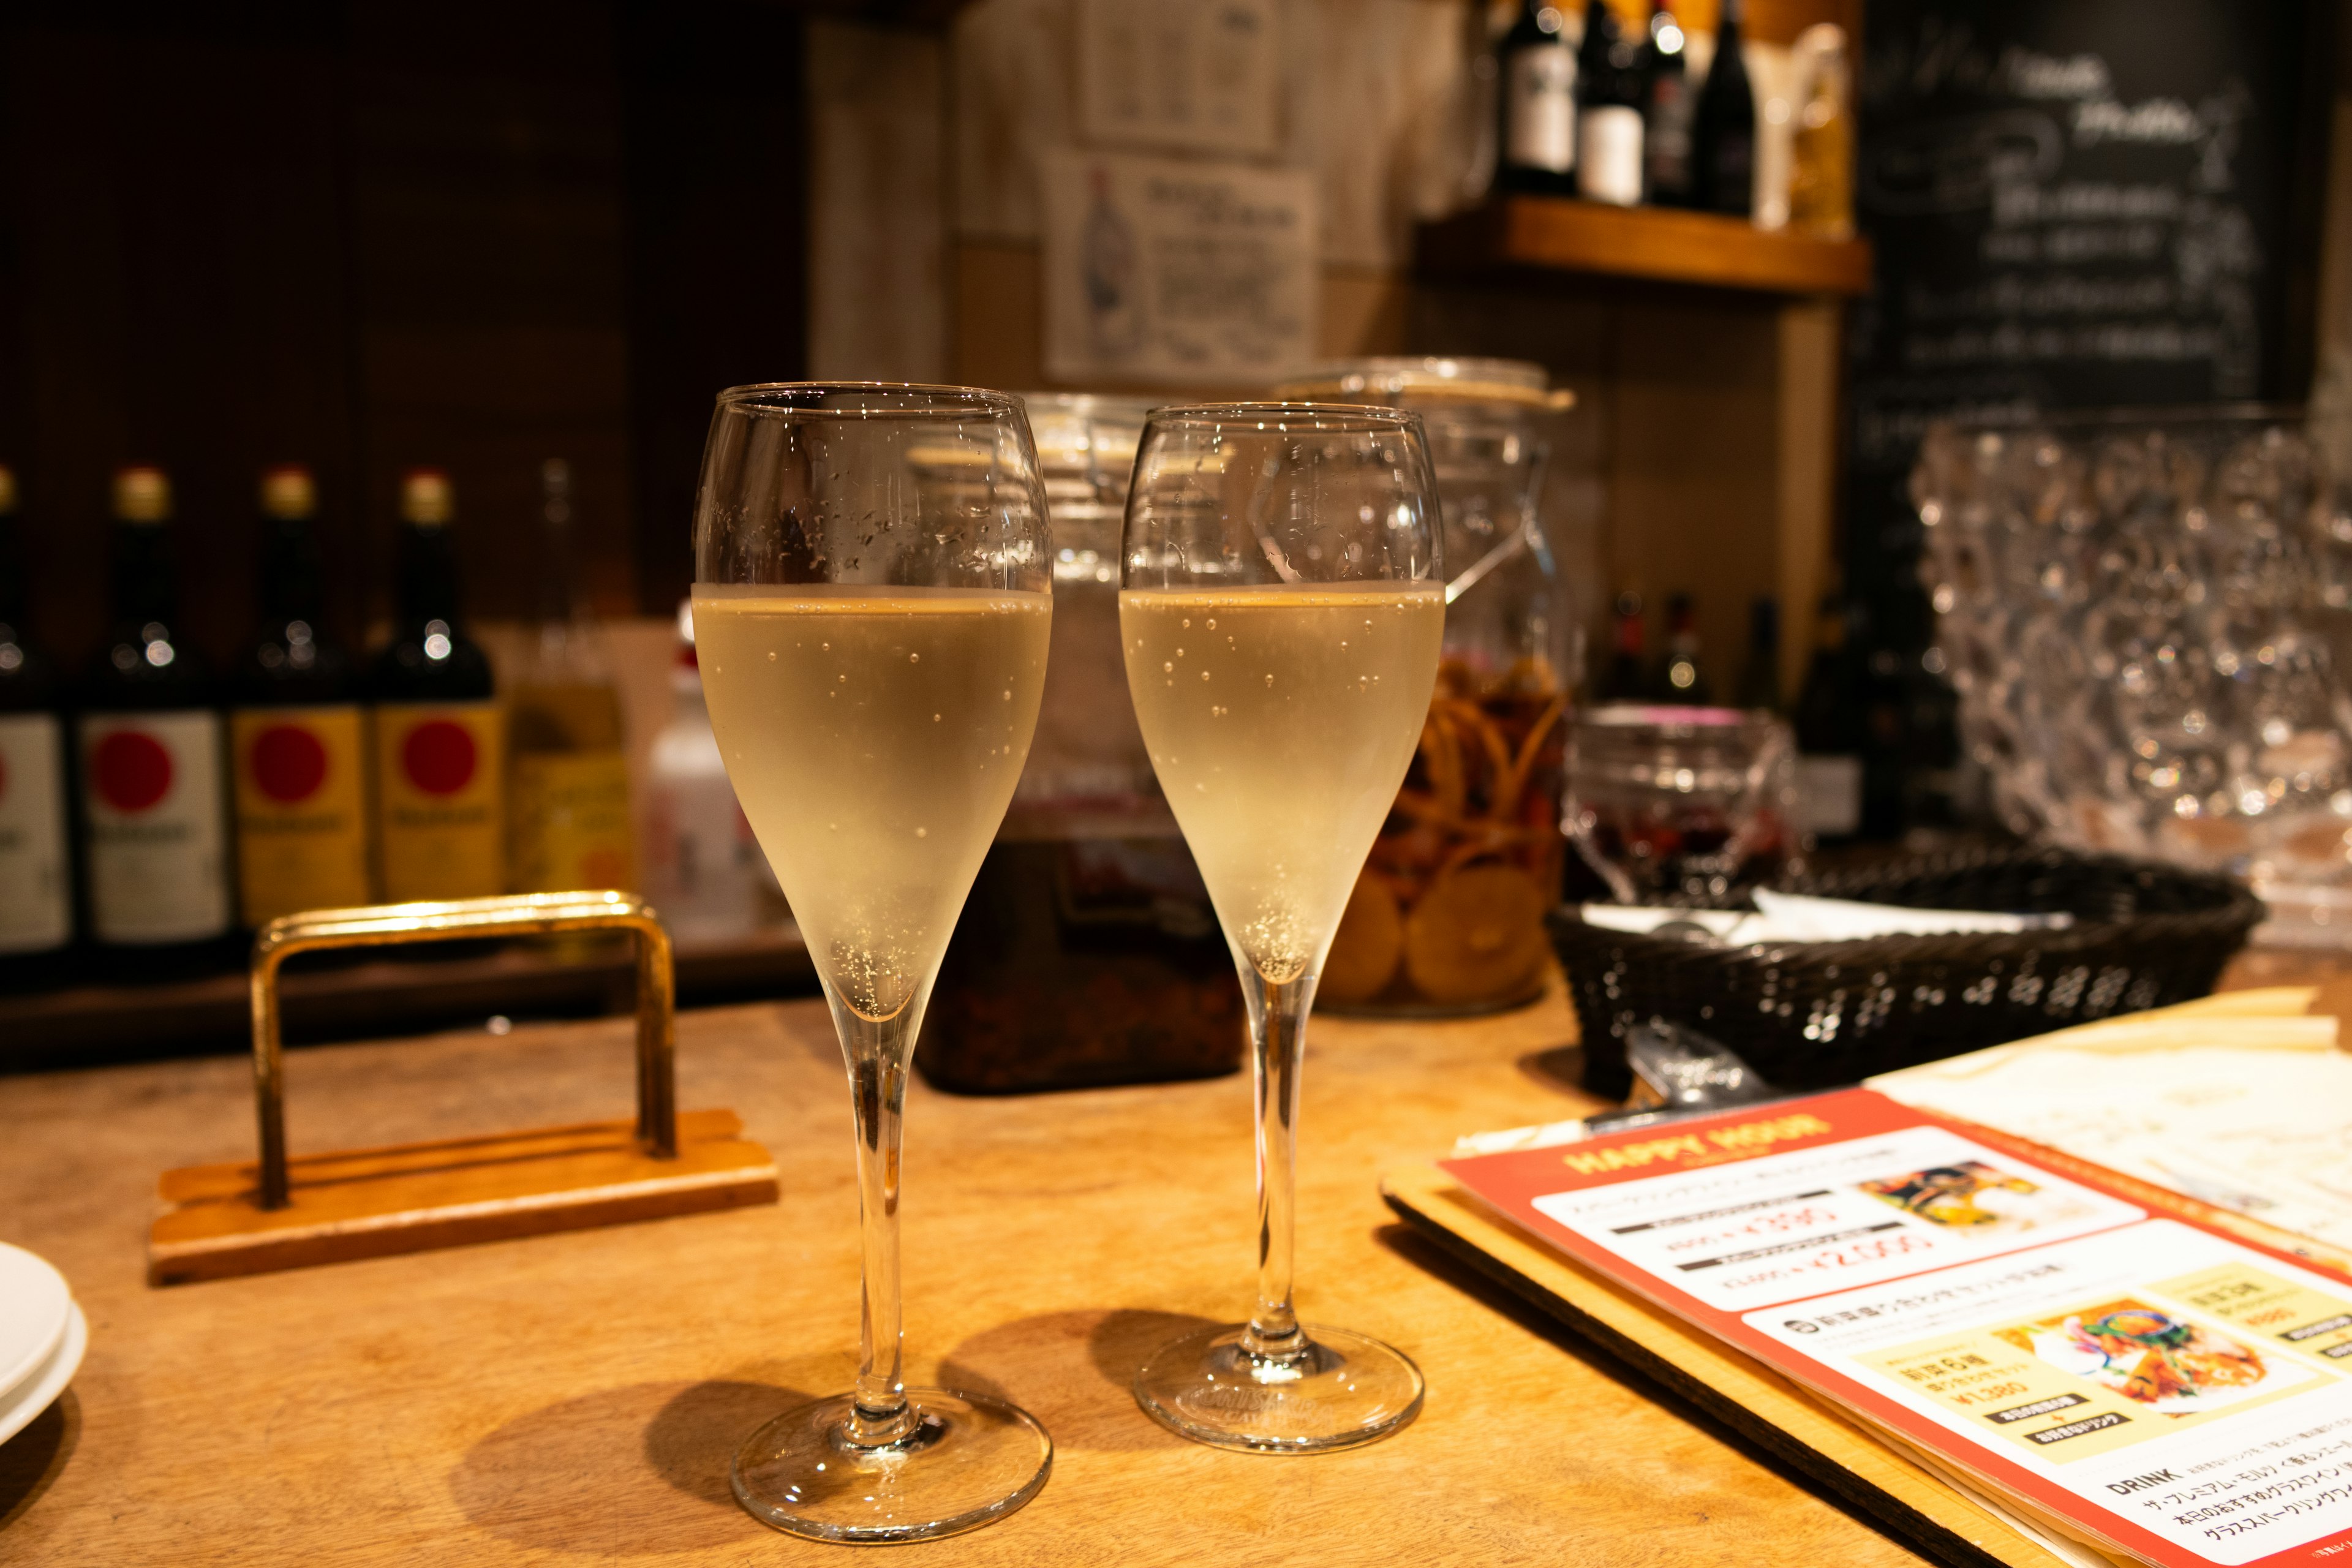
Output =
[{"x1": 1838, "y1": 0, "x2": 2332, "y2": 834}]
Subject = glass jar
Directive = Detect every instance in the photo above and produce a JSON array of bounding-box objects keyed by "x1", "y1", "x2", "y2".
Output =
[
  {"x1": 915, "y1": 394, "x2": 1244, "y2": 1092},
  {"x1": 1278, "y1": 358, "x2": 1575, "y2": 1014}
]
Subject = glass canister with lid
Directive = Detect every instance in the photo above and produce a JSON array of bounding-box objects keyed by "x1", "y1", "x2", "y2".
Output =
[
  {"x1": 1275, "y1": 358, "x2": 1576, "y2": 1014},
  {"x1": 914, "y1": 394, "x2": 1243, "y2": 1091}
]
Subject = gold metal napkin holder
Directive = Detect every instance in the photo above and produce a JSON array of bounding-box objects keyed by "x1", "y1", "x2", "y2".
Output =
[{"x1": 148, "y1": 892, "x2": 778, "y2": 1286}]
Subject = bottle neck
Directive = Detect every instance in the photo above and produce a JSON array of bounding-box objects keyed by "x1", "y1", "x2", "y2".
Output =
[
  {"x1": 258, "y1": 516, "x2": 328, "y2": 628},
  {"x1": 111, "y1": 521, "x2": 178, "y2": 631},
  {"x1": 0, "y1": 512, "x2": 26, "y2": 630},
  {"x1": 396, "y1": 522, "x2": 464, "y2": 631}
]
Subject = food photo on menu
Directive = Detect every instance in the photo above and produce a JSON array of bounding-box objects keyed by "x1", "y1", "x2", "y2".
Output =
[{"x1": 12, "y1": 1, "x2": 2352, "y2": 1566}]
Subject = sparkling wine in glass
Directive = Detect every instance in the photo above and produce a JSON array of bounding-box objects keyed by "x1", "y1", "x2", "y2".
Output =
[
  {"x1": 1120, "y1": 403, "x2": 1444, "y2": 1450},
  {"x1": 692, "y1": 383, "x2": 1054, "y2": 1542}
]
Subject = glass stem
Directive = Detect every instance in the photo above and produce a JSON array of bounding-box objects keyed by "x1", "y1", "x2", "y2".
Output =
[
  {"x1": 1239, "y1": 968, "x2": 1314, "y2": 1363},
  {"x1": 832, "y1": 997, "x2": 922, "y2": 1447}
]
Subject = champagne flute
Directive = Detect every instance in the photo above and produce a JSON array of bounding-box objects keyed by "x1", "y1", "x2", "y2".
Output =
[
  {"x1": 1120, "y1": 403, "x2": 1444, "y2": 1450},
  {"x1": 692, "y1": 383, "x2": 1054, "y2": 1542}
]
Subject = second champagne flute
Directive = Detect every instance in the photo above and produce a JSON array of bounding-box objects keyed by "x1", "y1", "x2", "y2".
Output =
[
  {"x1": 1120, "y1": 403, "x2": 1445, "y2": 1450},
  {"x1": 692, "y1": 383, "x2": 1055, "y2": 1542}
]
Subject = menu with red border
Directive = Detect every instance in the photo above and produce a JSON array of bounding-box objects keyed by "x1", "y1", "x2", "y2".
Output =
[{"x1": 1441, "y1": 1089, "x2": 2352, "y2": 1567}]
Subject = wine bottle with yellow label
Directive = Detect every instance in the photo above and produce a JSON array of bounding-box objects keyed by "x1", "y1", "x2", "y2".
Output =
[
  {"x1": 507, "y1": 459, "x2": 634, "y2": 894},
  {"x1": 232, "y1": 465, "x2": 372, "y2": 924},
  {"x1": 371, "y1": 469, "x2": 505, "y2": 902}
]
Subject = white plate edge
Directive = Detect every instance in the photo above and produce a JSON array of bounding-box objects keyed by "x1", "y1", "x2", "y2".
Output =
[{"x1": 0, "y1": 1300, "x2": 86, "y2": 1450}]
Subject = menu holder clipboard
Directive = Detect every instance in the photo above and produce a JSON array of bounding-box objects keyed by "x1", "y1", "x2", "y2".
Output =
[{"x1": 1384, "y1": 1161, "x2": 2121, "y2": 1568}]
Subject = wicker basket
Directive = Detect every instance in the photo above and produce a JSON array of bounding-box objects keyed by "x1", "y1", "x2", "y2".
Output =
[{"x1": 1548, "y1": 845, "x2": 2266, "y2": 1101}]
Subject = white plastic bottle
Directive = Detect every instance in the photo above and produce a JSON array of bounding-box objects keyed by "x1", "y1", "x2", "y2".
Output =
[{"x1": 643, "y1": 601, "x2": 767, "y2": 943}]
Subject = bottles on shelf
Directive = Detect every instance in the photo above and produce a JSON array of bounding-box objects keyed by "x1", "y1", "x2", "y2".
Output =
[
  {"x1": 1735, "y1": 595, "x2": 1781, "y2": 712},
  {"x1": 507, "y1": 459, "x2": 635, "y2": 894},
  {"x1": 371, "y1": 469, "x2": 505, "y2": 902},
  {"x1": 1688, "y1": 0, "x2": 1757, "y2": 216},
  {"x1": 1649, "y1": 591, "x2": 1713, "y2": 704},
  {"x1": 1482, "y1": 0, "x2": 1847, "y2": 236},
  {"x1": 79, "y1": 466, "x2": 235, "y2": 957},
  {"x1": 1574, "y1": 0, "x2": 1645, "y2": 207},
  {"x1": 1793, "y1": 594, "x2": 1863, "y2": 842},
  {"x1": 1496, "y1": 1, "x2": 1577, "y2": 197},
  {"x1": 231, "y1": 465, "x2": 372, "y2": 925},
  {"x1": 0, "y1": 464, "x2": 71, "y2": 965},
  {"x1": 643, "y1": 600, "x2": 764, "y2": 943},
  {"x1": 1640, "y1": 3, "x2": 1692, "y2": 205}
]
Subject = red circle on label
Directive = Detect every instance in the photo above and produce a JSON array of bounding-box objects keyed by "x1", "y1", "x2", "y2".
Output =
[
  {"x1": 94, "y1": 730, "x2": 174, "y2": 812},
  {"x1": 251, "y1": 724, "x2": 328, "y2": 804},
  {"x1": 402, "y1": 719, "x2": 477, "y2": 795}
]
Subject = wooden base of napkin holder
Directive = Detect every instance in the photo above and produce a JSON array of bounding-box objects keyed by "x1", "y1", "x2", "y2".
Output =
[{"x1": 148, "y1": 892, "x2": 779, "y2": 1286}]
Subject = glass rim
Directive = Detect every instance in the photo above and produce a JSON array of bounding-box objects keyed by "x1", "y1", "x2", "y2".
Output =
[
  {"x1": 1577, "y1": 704, "x2": 1783, "y2": 731},
  {"x1": 1140, "y1": 401, "x2": 1430, "y2": 434},
  {"x1": 714, "y1": 381, "x2": 1025, "y2": 419}
]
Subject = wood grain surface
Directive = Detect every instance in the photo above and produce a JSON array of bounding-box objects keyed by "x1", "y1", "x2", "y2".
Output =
[
  {"x1": 0, "y1": 979, "x2": 1948, "y2": 1567},
  {"x1": 148, "y1": 1108, "x2": 781, "y2": 1287}
]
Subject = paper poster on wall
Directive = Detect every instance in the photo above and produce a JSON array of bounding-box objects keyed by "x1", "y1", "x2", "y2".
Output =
[
  {"x1": 1076, "y1": 0, "x2": 1281, "y2": 159},
  {"x1": 1040, "y1": 148, "x2": 1315, "y2": 386}
]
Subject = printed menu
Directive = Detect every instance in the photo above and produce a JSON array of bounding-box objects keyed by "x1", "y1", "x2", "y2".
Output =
[{"x1": 1441, "y1": 1090, "x2": 2352, "y2": 1567}]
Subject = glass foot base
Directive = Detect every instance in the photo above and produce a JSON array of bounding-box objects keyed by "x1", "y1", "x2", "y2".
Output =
[
  {"x1": 731, "y1": 1388, "x2": 1052, "y2": 1544},
  {"x1": 1133, "y1": 1322, "x2": 1425, "y2": 1453}
]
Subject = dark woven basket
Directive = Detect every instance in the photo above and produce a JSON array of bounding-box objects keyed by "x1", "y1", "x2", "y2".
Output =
[{"x1": 1549, "y1": 845, "x2": 2266, "y2": 1101}]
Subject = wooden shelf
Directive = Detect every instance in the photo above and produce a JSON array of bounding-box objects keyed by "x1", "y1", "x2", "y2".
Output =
[
  {"x1": 0, "y1": 927, "x2": 817, "y2": 1072},
  {"x1": 1417, "y1": 197, "x2": 1874, "y2": 298}
]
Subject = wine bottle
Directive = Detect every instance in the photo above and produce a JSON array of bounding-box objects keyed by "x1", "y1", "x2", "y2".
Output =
[
  {"x1": 1689, "y1": 0, "x2": 1757, "y2": 217},
  {"x1": 644, "y1": 600, "x2": 763, "y2": 942},
  {"x1": 1793, "y1": 595, "x2": 1863, "y2": 841},
  {"x1": 0, "y1": 464, "x2": 72, "y2": 968},
  {"x1": 231, "y1": 465, "x2": 372, "y2": 924},
  {"x1": 1735, "y1": 595, "x2": 1782, "y2": 712},
  {"x1": 78, "y1": 466, "x2": 235, "y2": 959},
  {"x1": 1574, "y1": 0, "x2": 1645, "y2": 206},
  {"x1": 507, "y1": 459, "x2": 635, "y2": 894},
  {"x1": 1788, "y1": 23, "x2": 1854, "y2": 239},
  {"x1": 1598, "y1": 590, "x2": 1646, "y2": 702},
  {"x1": 1641, "y1": 3, "x2": 1693, "y2": 204},
  {"x1": 1649, "y1": 592, "x2": 1713, "y2": 704},
  {"x1": 1494, "y1": 1, "x2": 1576, "y2": 196},
  {"x1": 371, "y1": 469, "x2": 507, "y2": 901}
]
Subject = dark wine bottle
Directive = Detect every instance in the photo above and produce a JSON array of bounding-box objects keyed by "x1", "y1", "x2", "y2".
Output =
[
  {"x1": 1689, "y1": 0, "x2": 1756, "y2": 217},
  {"x1": 1494, "y1": 1, "x2": 1576, "y2": 196},
  {"x1": 0, "y1": 464, "x2": 74, "y2": 973},
  {"x1": 1641, "y1": 3, "x2": 1693, "y2": 203},
  {"x1": 78, "y1": 466, "x2": 236, "y2": 965},
  {"x1": 1599, "y1": 590, "x2": 1646, "y2": 702},
  {"x1": 232, "y1": 466, "x2": 372, "y2": 925},
  {"x1": 1649, "y1": 592, "x2": 1713, "y2": 704},
  {"x1": 1793, "y1": 595, "x2": 1864, "y2": 842},
  {"x1": 1574, "y1": 0, "x2": 1646, "y2": 206},
  {"x1": 371, "y1": 469, "x2": 505, "y2": 902},
  {"x1": 1735, "y1": 595, "x2": 1781, "y2": 711}
]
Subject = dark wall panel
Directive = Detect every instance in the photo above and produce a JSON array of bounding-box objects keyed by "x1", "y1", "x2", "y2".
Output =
[
  {"x1": 622, "y1": 0, "x2": 810, "y2": 620},
  {"x1": 3, "y1": 14, "x2": 358, "y2": 670},
  {"x1": 0, "y1": 0, "x2": 803, "y2": 673}
]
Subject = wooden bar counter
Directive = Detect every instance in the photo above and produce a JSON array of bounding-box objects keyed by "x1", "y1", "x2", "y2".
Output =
[{"x1": 5, "y1": 982, "x2": 1995, "y2": 1565}]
